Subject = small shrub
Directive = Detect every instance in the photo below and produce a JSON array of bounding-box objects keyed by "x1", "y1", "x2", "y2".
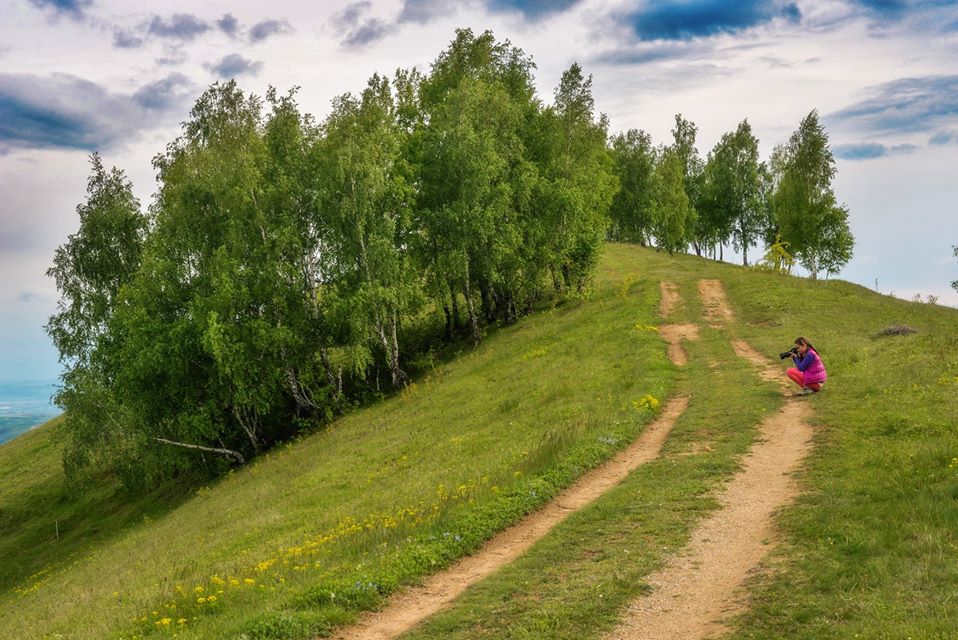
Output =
[{"x1": 875, "y1": 324, "x2": 918, "y2": 338}]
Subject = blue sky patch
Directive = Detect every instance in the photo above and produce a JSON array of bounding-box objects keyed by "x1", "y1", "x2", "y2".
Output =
[
  {"x1": 112, "y1": 29, "x2": 143, "y2": 48},
  {"x1": 626, "y1": 0, "x2": 801, "y2": 41},
  {"x1": 0, "y1": 73, "x2": 192, "y2": 153},
  {"x1": 834, "y1": 141, "x2": 918, "y2": 160},
  {"x1": 0, "y1": 96, "x2": 99, "y2": 151},
  {"x1": 27, "y1": 0, "x2": 92, "y2": 18},
  {"x1": 929, "y1": 130, "x2": 955, "y2": 145},
  {"x1": 398, "y1": 0, "x2": 458, "y2": 23},
  {"x1": 249, "y1": 19, "x2": 292, "y2": 42},
  {"x1": 217, "y1": 14, "x2": 240, "y2": 37},
  {"x1": 487, "y1": 0, "x2": 581, "y2": 19},
  {"x1": 131, "y1": 73, "x2": 191, "y2": 110}
]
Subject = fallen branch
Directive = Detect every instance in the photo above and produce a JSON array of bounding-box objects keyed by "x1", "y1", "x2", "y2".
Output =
[{"x1": 153, "y1": 438, "x2": 245, "y2": 464}]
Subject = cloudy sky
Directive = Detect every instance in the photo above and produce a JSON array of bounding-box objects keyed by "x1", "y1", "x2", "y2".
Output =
[{"x1": 1, "y1": 0, "x2": 957, "y2": 382}]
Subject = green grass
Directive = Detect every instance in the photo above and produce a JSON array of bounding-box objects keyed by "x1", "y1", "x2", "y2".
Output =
[
  {"x1": 3, "y1": 243, "x2": 957, "y2": 639},
  {"x1": 400, "y1": 247, "x2": 958, "y2": 639},
  {"x1": 0, "y1": 244, "x2": 672, "y2": 639},
  {"x1": 402, "y1": 323, "x2": 781, "y2": 639},
  {"x1": 724, "y1": 264, "x2": 958, "y2": 638}
]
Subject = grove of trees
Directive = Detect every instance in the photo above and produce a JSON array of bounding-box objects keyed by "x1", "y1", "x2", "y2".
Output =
[
  {"x1": 47, "y1": 30, "x2": 616, "y2": 488},
  {"x1": 609, "y1": 110, "x2": 854, "y2": 276},
  {"x1": 47, "y1": 29, "x2": 853, "y2": 489}
]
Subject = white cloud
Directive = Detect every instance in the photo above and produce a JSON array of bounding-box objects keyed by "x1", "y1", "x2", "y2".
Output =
[{"x1": 0, "y1": 71, "x2": 194, "y2": 153}]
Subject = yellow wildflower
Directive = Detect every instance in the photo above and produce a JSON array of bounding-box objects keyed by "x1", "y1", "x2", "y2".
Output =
[{"x1": 637, "y1": 394, "x2": 660, "y2": 411}]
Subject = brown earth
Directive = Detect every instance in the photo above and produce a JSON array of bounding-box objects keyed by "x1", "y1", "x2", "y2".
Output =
[
  {"x1": 698, "y1": 279, "x2": 734, "y2": 328},
  {"x1": 329, "y1": 396, "x2": 690, "y2": 640},
  {"x1": 659, "y1": 281, "x2": 680, "y2": 317},
  {"x1": 607, "y1": 280, "x2": 814, "y2": 640},
  {"x1": 731, "y1": 339, "x2": 790, "y2": 389},
  {"x1": 607, "y1": 399, "x2": 812, "y2": 640},
  {"x1": 658, "y1": 324, "x2": 700, "y2": 367}
]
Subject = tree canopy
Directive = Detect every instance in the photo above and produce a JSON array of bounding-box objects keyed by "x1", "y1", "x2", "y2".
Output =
[
  {"x1": 607, "y1": 110, "x2": 853, "y2": 275},
  {"x1": 772, "y1": 110, "x2": 854, "y2": 278},
  {"x1": 47, "y1": 30, "x2": 616, "y2": 489}
]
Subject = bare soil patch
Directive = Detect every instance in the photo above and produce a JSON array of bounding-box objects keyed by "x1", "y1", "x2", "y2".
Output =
[
  {"x1": 659, "y1": 324, "x2": 700, "y2": 367},
  {"x1": 659, "y1": 281, "x2": 680, "y2": 318},
  {"x1": 731, "y1": 339, "x2": 788, "y2": 389},
  {"x1": 330, "y1": 396, "x2": 690, "y2": 640},
  {"x1": 697, "y1": 280, "x2": 734, "y2": 328}
]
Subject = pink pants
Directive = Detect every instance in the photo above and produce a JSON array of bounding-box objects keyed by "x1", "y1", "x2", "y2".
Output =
[{"x1": 787, "y1": 368, "x2": 822, "y2": 391}]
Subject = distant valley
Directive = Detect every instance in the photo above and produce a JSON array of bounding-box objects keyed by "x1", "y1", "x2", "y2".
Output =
[{"x1": 0, "y1": 380, "x2": 59, "y2": 445}]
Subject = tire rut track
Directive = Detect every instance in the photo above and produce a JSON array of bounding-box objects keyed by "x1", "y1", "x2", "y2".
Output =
[
  {"x1": 331, "y1": 397, "x2": 689, "y2": 640},
  {"x1": 608, "y1": 279, "x2": 814, "y2": 640}
]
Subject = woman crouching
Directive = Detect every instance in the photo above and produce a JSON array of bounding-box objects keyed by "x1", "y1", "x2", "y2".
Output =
[{"x1": 786, "y1": 336, "x2": 826, "y2": 395}]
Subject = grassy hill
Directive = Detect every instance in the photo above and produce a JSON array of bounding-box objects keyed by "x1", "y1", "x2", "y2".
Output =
[{"x1": 2, "y1": 244, "x2": 956, "y2": 639}]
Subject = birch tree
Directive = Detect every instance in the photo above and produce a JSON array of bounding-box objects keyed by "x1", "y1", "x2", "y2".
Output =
[{"x1": 775, "y1": 110, "x2": 854, "y2": 278}]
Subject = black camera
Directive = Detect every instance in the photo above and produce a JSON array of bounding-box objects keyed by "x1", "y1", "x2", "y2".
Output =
[{"x1": 779, "y1": 347, "x2": 798, "y2": 360}]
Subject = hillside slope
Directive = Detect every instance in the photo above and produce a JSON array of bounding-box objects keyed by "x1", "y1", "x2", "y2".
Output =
[{"x1": 2, "y1": 244, "x2": 957, "y2": 639}]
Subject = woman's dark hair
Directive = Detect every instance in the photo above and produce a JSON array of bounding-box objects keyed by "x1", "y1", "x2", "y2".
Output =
[{"x1": 795, "y1": 336, "x2": 816, "y2": 353}]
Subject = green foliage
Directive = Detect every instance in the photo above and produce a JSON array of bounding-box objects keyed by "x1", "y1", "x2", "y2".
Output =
[
  {"x1": 45, "y1": 154, "x2": 146, "y2": 367},
  {"x1": 670, "y1": 113, "x2": 704, "y2": 202},
  {"x1": 45, "y1": 31, "x2": 619, "y2": 488},
  {"x1": 700, "y1": 119, "x2": 765, "y2": 265},
  {"x1": 317, "y1": 74, "x2": 422, "y2": 387},
  {"x1": 415, "y1": 30, "x2": 614, "y2": 337},
  {"x1": 607, "y1": 129, "x2": 656, "y2": 245},
  {"x1": 756, "y1": 234, "x2": 795, "y2": 274},
  {"x1": 538, "y1": 63, "x2": 617, "y2": 293},
  {"x1": 650, "y1": 148, "x2": 694, "y2": 254},
  {"x1": 44, "y1": 154, "x2": 147, "y2": 482},
  {"x1": 670, "y1": 114, "x2": 705, "y2": 253},
  {"x1": 607, "y1": 111, "x2": 854, "y2": 276},
  {"x1": 773, "y1": 110, "x2": 854, "y2": 278}
]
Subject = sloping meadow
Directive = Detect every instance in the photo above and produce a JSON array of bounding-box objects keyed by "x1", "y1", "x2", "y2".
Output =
[
  {"x1": 4, "y1": 245, "x2": 957, "y2": 639},
  {"x1": 0, "y1": 245, "x2": 672, "y2": 639}
]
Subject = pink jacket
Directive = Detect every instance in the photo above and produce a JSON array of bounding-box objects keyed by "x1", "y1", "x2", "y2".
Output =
[{"x1": 795, "y1": 348, "x2": 827, "y2": 385}]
